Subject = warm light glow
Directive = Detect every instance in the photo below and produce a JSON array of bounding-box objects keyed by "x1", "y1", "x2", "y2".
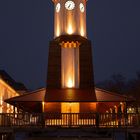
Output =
[
  {"x1": 61, "y1": 103, "x2": 79, "y2": 113},
  {"x1": 80, "y1": 27, "x2": 85, "y2": 36},
  {"x1": 110, "y1": 108, "x2": 113, "y2": 113},
  {"x1": 61, "y1": 44, "x2": 79, "y2": 88},
  {"x1": 0, "y1": 79, "x2": 17, "y2": 94},
  {"x1": 0, "y1": 97, "x2": 3, "y2": 113},
  {"x1": 0, "y1": 108, "x2": 2, "y2": 113},
  {"x1": 61, "y1": 103, "x2": 79, "y2": 125},
  {"x1": 56, "y1": 27, "x2": 60, "y2": 37},
  {"x1": 67, "y1": 78, "x2": 73, "y2": 88},
  {"x1": 0, "y1": 78, "x2": 19, "y2": 113},
  {"x1": 42, "y1": 101, "x2": 45, "y2": 112},
  {"x1": 67, "y1": 24, "x2": 73, "y2": 35},
  {"x1": 0, "y1": 98, "x2": 3, "y2": 105}
]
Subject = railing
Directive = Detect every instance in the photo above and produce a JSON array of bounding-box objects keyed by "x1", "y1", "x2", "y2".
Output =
[{"x1": 0, "y1": 113, "x2": 140, "y2": 128}]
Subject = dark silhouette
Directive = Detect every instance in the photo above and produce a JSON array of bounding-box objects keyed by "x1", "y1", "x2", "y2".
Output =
[
  {"x1": 96, "y1": 73, "x2": 126, "y2": 94},
  {"x1": 96, "y1": 71, "x2": 140, "y2": 99}
]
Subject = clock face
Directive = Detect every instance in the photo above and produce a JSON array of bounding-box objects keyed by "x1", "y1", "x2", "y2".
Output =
[
  {"x1": 80, "y1": 3, "x2": 84, "y2": 12},
  {"x1": 65, "y1": 1, "x2": 75, "y2": 10},
  {"x1": 56, "y1": 3, "x2": 61, "y2": 13}
]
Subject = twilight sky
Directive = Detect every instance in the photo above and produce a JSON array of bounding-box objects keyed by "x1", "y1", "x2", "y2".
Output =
[{"x1": 0, "y1": 0, "x2": 140, "y2": 90}]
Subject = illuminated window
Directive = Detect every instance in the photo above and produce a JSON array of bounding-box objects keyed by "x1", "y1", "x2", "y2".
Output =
[{"x1": 127, "y1": 107, "x2": 136, "y2": 113}]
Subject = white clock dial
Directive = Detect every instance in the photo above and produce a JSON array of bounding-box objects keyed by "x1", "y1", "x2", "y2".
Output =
[
  {"x1": 56, "y1": 3, "x2": 61, "y2": 13},
  {"x1": 80, "y1": 3, "x2": 84, "y2": 12},
  {"x1": 65, "y1": 1, "x2": 75, "y2": 10}
]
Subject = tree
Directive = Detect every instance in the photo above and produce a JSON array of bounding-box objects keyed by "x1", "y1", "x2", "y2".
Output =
[
  {"x1": 127, "y1": 71, "x2": 140, "y2": 99},
  {"x1": 96, "y1": 74, "x2": 126, "y2": 94}
]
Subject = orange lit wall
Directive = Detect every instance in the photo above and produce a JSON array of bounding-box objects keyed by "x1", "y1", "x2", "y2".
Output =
[
  {"x1": 0, "y1": 79, "x2": 19, "y2": 113},
  {"x1": 43, "y1": 102, "x2": 97, "y2": 114},
  {"x1": 80, "y1": 103, "x2": 97, "y2": 113},
  {"x1": 61, "y1": 102, "x2": 79, "y2": 113},
  {"x1": 44, "y1": 102, "x2": 61, "y2": 113},
  {"x1": 61, "y1": 42, "x2": 80, "y2": 88}
]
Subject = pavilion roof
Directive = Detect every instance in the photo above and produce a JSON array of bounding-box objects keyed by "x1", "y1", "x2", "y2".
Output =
[
  {"x1": 5, "y1": 88, "x2": 46, "y2": 102},
  {"x1": 45, "y1": 88, "x2": 96, "y2": 102},
  {"x1": 5, "y1": 87, "x2": 133, "y2": 104},
  {"x1": 5, "y1": 88, "x2": 46, "y2": 113},
  {"x1": 5, "y1": 87, "x2": 134, "y2": 112},
  {"x1": 95, "y1": 88, "x2": 132, "y2": 102}
]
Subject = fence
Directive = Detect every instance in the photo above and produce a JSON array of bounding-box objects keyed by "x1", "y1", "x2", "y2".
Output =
[{"x1": 0, "y1": 113, "x2": 139, "y2": 128}]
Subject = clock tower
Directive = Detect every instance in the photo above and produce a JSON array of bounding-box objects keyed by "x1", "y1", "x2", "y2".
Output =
[
  {"x1": 53, "y1": 0, "x2": 87, "y2": 38},
  {"x1": 5, "y1": 0, "x2": 132, "y2": 129},
  {"x1": 46, "y1": 0, "x2": 96, "y2": 113}
]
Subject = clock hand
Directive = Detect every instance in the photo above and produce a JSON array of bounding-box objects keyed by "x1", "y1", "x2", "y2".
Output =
[{"x1": 68, "y1": 4, "x2": 71, "y2": 8}]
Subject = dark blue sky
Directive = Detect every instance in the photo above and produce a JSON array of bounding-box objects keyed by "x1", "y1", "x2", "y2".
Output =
[{"x1": 0, "y1": 0, "x2": 140, "y2": 90}]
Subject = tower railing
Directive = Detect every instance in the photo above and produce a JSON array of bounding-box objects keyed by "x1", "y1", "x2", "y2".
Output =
[{"x1": 0, "y1": 113, "x2": 139, "y2": 128}]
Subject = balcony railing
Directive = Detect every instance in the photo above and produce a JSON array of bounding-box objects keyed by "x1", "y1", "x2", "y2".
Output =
[{"x1": 0, "y1": 113, "x2": 140, "y2": 128}]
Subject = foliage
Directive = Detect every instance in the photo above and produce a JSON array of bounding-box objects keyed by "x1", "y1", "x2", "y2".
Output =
[{"x1": 96, "y1": 71, "x2": 140, "y2": 99}]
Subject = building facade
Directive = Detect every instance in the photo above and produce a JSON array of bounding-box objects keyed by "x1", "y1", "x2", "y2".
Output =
[{"x1": 0, "y1": 70, "x2": 26, "y2": 113}]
